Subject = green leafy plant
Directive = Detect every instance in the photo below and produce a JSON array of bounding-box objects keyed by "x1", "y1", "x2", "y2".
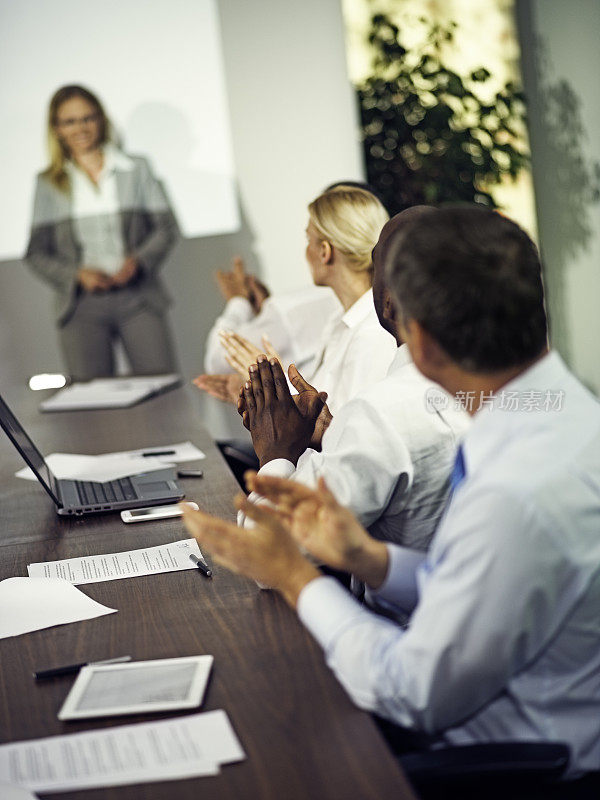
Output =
[{"x1": 357, "y1": 13, "x2": 529, "y2": 214}]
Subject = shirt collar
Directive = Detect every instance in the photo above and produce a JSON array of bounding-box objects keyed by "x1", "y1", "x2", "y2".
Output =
[
  {"x1": 65, "y1": 143, "x2": 134, "y2": 176},
  {"x1": 461, "y1": 351, "x2": 567, "y2": 478},
  {"x1": 102, "y1": 144, "x2": 135, "y2": 173},
  {"x1": 388, "y1": 343, "x2": 412, "y2": 371},
  {"x1": 341, "y1": 288, "x2": 375, "y2": 329}
]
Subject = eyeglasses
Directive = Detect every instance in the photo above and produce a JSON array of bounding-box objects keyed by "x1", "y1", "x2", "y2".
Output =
[{"x1": 55, "y1": 113, "x2": 100, "y2": 129}]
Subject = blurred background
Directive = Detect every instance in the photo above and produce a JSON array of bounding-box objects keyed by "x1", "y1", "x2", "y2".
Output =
[{"x1": 0, "y1": 0, "x2": 598, "y2": 420}]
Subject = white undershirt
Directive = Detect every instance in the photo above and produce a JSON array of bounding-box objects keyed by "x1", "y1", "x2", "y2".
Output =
[{"x1": 67, "y1": 145, "x2": 134, "y2": 275}]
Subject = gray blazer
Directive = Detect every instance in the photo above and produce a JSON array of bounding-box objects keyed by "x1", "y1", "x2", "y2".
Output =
[{"x1": 25, "y1": 154, "x2": 179, "y2": 325}]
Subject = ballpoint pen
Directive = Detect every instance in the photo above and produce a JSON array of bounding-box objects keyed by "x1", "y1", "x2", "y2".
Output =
[
  {"x1": 189, "y1": 552, "x2": 212, "y2": 578},
  {"x1": 34, "y1": 655, "x2": 132, "y2": 680},
  {"x1": 141, "y1": 449, "x2": 176, "y2": 457}
]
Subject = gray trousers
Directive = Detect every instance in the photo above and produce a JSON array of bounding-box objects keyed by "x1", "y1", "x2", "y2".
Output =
[{"x1": 59, "y1": 288, "x2": 178, "y2": 381}]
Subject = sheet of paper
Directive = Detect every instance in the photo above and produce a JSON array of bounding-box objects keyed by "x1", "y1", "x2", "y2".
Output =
[
  {"x1": 0, "y1": 709, "x2": 246, "y2": 792},
  {"x1": 27, "y1": 539, "x2": 202, "y2": 585},
  {"x1": 16, "y1": 442, "x2": 204, "y2": 482},
  {"x1": 16, "y1": 453, "x2": 167, "y2": 483},
  {"x1": 0, "y1": 578, "x2": 116, "y2": 639},
  {"x1": 116, "y1": 441, "x2": 205, "y2": 464},
  {"x1": 0, "y1": 783, "x2": 39, "y2": 800}
]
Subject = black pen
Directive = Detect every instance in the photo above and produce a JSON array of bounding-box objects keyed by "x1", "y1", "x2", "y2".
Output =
[
  {"x1": 189, "y1": 552, "x2": 212, "y2": 578},
  {"x1": 34, "y1": 655, "x2": 132, "y2": 680},
  {"x1": 141, "y1": 449, "x2": 176, "y2": 457}
]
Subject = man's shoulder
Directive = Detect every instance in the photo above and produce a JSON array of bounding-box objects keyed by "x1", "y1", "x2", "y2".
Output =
[
  {"x1": 331, "y1": 362, "x2": 451, "y2": 436},
  {"x1": 460, "y1": 409, "x2": 600, "y2": 541},
  {"x1": 349, "y1": 359, "x2": 435, "y2": 407}
]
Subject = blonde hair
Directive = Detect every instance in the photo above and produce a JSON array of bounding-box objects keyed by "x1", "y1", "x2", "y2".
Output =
[
  {"x1": 44, "y1": 85, "x2": 112, "y2": 192},
  {"x1": 307, "y1": 185, "x2": 389, "y2": 275}
]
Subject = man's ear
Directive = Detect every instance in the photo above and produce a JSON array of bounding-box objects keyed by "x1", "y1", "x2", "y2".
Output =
[
  {"x1": 403, "y1": 319, "x2": 449, "y2": 378},
  {"x1": 382, "y1": 289, "x2": 397, "y2": 325}
]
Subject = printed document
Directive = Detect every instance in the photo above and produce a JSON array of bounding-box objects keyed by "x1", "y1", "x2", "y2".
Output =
[
  {"x1": 27, "y1": 539, "x2": 202, "y2": 585},
  {"x1": 0, "y1": 710, "x2": 245, "y2": 792}
]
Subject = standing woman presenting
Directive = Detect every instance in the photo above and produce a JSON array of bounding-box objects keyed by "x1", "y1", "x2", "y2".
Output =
[{"x1": 26, "y1": 85, "x2": 179, "y2": 380}]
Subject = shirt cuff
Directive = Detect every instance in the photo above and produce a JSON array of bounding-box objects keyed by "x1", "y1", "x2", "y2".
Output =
[
  {"x1": 222, "y1": 296, "x2": 255, "y2": 325},
  {"x1": 297, "y1": 576, "x2": 366, "y2": 651},
  {"x1": 371, "y1": 544, "x2": 425, "y2": 613},
  {"x1": 238, "y1": 459, "x2": 296, "y2": 528},
  {"x1": 257, "y1": 458, "x2": 296, "y2": 478}
]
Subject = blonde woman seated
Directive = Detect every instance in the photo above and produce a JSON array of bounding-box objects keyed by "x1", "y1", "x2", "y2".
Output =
[
  {"x1": 198, "y1": 256, "x2": 340, "y2": 404},
  {"x1": 196, "y1": 184, "x2": 396, "y2": 415}
]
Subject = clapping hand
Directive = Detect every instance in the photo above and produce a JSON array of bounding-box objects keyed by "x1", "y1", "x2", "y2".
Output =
[
  {"x1": 219, "y1": 330, "x2": 281, "y2": 379},
  {"x1": 181, "y1": 473, "x2": 389, "y2": 601},
  {"x1": 193, "y1": 373, "x2": 243, "y2": 404},
  {"x1": 215, "y1": 256, "x2": 271, "y2": 311},
  {"x1": 287, "y1": 365, "x2": 333, "y2": 450},
  {"x1": 215, "y1": 256, "x2": 250, "y2": 301},
  {"x1": 246, "y1": 274, "x2": 270, "y2": 313},
  {"x1": 180, "y1": 493, "x2": 320, "y2": 607},
  {"x1": 245, "y1": 473, "x2": 389, "y2": 589},
  {"x1": 237, "y1": 362, "x2": 332, "y2": 450},
  {"x1": 238, "y1": 356, "x2": 327, "y2": 467}
]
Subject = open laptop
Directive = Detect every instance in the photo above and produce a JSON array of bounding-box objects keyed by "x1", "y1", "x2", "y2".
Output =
[{"x1": 0, "y1": 392, "x2": 184, "y2": 516}]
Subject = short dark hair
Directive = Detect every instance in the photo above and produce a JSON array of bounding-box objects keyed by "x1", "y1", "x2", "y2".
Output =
[{"x1": 386, "y1": 205, "x2": 548, "y2": 372}]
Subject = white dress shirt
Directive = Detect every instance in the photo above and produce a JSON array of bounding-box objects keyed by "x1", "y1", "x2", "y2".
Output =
[
  {"x1": 252, "y1": 345, "x2": 470, "y2": 550},
  {"x1": 306, "y1": 288, "x2": 397, "y2": 415},
  {"x1": 297, "y1": 352, "x2": 600, "y2": 776},
  {"x1": 68, "y1": 145, "x2": 134, "y2": 275},
  {"x1": 204, "y1": 287, "x2": 341, "y2": 374}
]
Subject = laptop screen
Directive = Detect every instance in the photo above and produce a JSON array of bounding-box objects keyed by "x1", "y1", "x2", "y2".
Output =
[{"x1": 0, "y1": 393, "x2": 59, "y2": 502}]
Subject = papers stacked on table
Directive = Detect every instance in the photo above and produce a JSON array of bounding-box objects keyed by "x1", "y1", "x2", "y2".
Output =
[{"x1": 0, "y1": 710, "x2": 245, "y2": 792}]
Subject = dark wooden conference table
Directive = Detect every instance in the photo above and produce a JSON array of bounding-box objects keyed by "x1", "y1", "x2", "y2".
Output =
[{"x1": 0, "y1": 382, "x2": 415, "y2": 800}]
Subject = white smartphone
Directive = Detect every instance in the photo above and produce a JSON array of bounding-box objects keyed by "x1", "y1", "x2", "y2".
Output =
[{"x1": 120, "y1": 502, "x2": 198, "y2": 523}]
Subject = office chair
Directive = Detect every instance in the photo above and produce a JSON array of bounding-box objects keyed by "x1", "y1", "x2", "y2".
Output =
[
  {"x1": 399, "y1": 741, "x2": 600, "y2": 800},
  {"x1": 217, "y1": 440, "x2": 259, "y2": 490}
]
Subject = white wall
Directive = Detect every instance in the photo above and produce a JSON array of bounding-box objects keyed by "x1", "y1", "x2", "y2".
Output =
[
  {"x1": 218, "y1": 0, "x2": 364, "y2": 294},
  {"x1": 516, "y1": 0, "x2": 600, "y2": 394}
]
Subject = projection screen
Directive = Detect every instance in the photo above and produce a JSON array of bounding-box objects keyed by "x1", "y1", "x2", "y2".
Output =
[{"x1": 0, "y1": 0, "x2": 239, "y2": 261}]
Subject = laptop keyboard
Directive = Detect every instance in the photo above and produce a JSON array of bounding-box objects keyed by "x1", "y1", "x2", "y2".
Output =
[{"x1": 75, "y1": 476, "x2": 138, "y2": 506}]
